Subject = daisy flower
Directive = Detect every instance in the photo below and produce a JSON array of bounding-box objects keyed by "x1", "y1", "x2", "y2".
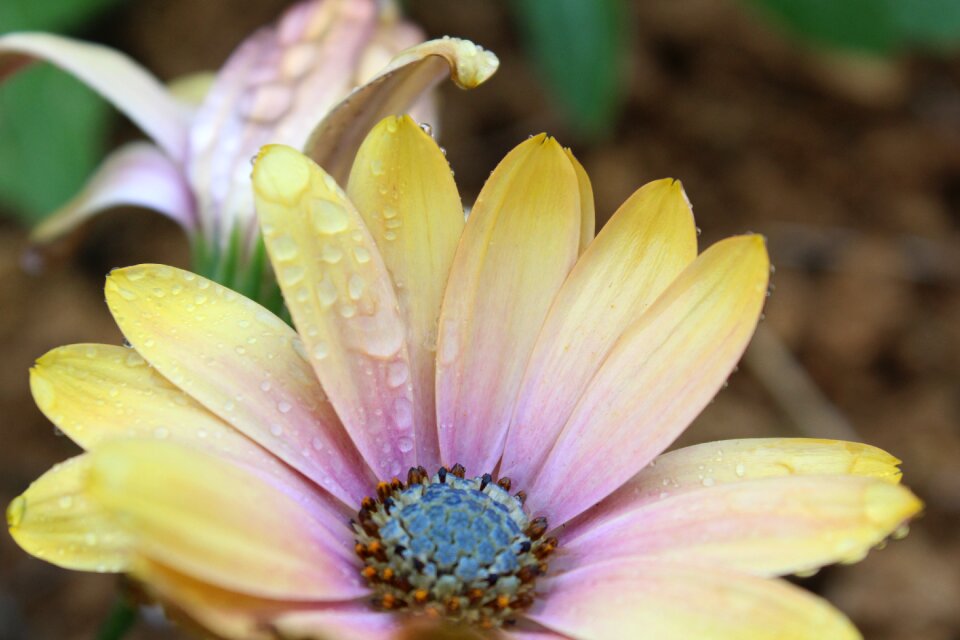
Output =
[
  {"x1": 0, "y1": 0, "x2": 497, "y2": 301},
  {"x1": 9, "y1": 116, "x2": 921, "y2": 639}
]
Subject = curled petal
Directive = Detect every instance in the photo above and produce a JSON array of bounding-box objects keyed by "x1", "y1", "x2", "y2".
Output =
[
  {"x1": 436, "y1": 135, "x2": 581, "y2": 473},
  {"x1": 563, "y1": 475, "x2": 921, "y2": 577},
  {"x1": 253, "y1": 145, "x2": 417, "y2": 480},
  {"x1": 529, "y1": 235, "x2": 770, "y2": 526},
  {"x1": 31, "y1": 142, "x2": 194, "y2": 243},
  {"x1": 87, "y1": 440, "x2": 365, "y2": 601},
  {"x1": 0, "y1": 33, "x2": 190, "y2": 158},
  {"x1": 7, "y1": 455, "x2": 131, "y2": 572},
  {"x1": 304, "y1": 36, "x2": 499, "y2": 183},
  {"x1": 529, "y1": 559, "x2": 861, "y2": 640},
  {"x1": 346, "y1": 115, "x2": 465, "y2": 471}
]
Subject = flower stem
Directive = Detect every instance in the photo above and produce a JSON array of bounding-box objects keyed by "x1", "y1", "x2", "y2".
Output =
[{"x1": 97, "y1": 595, "x2": 138, "y2": 640}]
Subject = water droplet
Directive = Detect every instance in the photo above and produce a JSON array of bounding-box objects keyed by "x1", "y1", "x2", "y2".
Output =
[
  {"x1": 339, "y1": 304, "x2": 357, "y2": 318},
  {"x1": 397, "y1": 436, "x2": 414, "y2": 453},
  {"x1": 386, "y1": 361, "x2": 409, "y2": 388},
  {"x1": 58, "y1": 496, "x2": 73, "y2": 509},
  {"x1": 277, "y1": 400, "x2": 292, "y2": 414},
  {"x1": 353, "y1": 246, "x2": 371, "y2": 264},
  {"x1": 347, "y1": 274, "x2": 365, "y2": 300},
  {"x1": 313, "y1": 342, "x2": 329, "y2": 360},
  {"x1": 320, "y1": 243, "x2": 344, "y2": 264},
  {"x1": 272, "y1": 235, "x2": 299, "y2": 260},
  {"x1": 370, "y1": 159, "x2": 385, "y2": 176},
  {"x1": 311, "y1": 436, "x2": 325, "y2": 451},
  {"x1": 270, "y1": 424, "x2": 284, "y2": 436},
  {"x1": 316, "y1": 280, "x2": 338, "y2": 307},
  {"x1": 311, "y1": 199, "x2": 350, "y2": 234},
  {"x1": 153, "y1": 427, "x2": 170, "y2": 439},
  {"x1": 701, "y1": 477, "x2": 715, "y2": 487},
  {"x1": 735, "y1": 463, "x2": 746, "y2": 477},
  {"x1": 260, "y1": 380, "x2": 272, "y2": 392},
  {"x1": 281, "y1": 265, "x2": 305, "y2": 286}
]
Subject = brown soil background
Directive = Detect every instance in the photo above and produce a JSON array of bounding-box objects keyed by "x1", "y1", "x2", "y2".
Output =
[{"x1": 1, "y1": 1, "x2": 958, "y2": 638}]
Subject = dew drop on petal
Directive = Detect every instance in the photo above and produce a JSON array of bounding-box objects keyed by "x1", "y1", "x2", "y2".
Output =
[
  {"x1": 272, "y1": 235, "x2": 299, "y2": 260},
  {"x1": 311, "y1": 199, "x2": 350, "y2": 234}
]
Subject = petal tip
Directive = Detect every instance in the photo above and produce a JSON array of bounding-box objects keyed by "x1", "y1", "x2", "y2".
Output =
[
  {"x1": 6, "y1": 494, "x2": 25, "y2": 529},
  {"x1": 253, "y1": 145, "x2": 312, "y2": 204}
]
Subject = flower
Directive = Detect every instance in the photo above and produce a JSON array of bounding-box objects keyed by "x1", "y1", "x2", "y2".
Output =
[
  {"x1": 9, "y1": 116, "x2": 921, "y2": 639},
  {"x1": 0, "y1": 0, "x2": 497, "y2": 300}
]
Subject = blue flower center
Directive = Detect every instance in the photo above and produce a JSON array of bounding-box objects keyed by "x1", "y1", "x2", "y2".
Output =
[{"x1": 353, "y1": 465, "x2": 555, "y2": 628}]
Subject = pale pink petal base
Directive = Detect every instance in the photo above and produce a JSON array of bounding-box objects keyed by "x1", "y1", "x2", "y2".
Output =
[
  {"x1": 31, "y1": 142, "x2": 195, "y2": 243},
  {"x1": 528, "y1": 559, "x2": 860, "y2": 639}
]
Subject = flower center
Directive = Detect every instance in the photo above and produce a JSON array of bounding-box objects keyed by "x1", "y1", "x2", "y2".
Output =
[{"x1": 353, "y1": 465, "x2": 557, "y2": 629}]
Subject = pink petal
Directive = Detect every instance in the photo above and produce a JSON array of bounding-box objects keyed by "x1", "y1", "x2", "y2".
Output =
[
  {"x1": 435, "y1": 136, "x2": 582, "y2": 474},
  {"x1": 562, "y1": 437, "x2": 906, "y2": 540},
  {"x1": 186, "y1": 0, "x2": 380, "y2": 252},
  {"x1": 272, "y1": 606, "x2": 401, "y2": 640},
  {"x1": 253, "y1": 145, "x2": 420, "y2": 481},
  {"x1": 528, "y1": 236, "x2": 769, "y2": 527},
  {"x1": 501, "y1": 179, "x2": 697, "y2": 490},
  {"x1": 0, "y1": 33, "x2": 190, "y2": 158},
  {"x1": 528, "y1": 559, "x2": 859, "y2": 639},
  {"x1": 31, "y1": 142, "x2": 195, "y2": 243},
  {"x1": 561, "y1": 475, "x2": 921, "y2": 577},
  {"x1": 104, "y1": 265, "x2": 375, "y2": 508},
  {"x1": 89, "y1": 440, "x2": 365, "y2": 601}
]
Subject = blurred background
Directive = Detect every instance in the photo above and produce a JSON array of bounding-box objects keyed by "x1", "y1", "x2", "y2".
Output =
[{"x1": 2, "y1": 0, "x2": 959, "y2": 638}]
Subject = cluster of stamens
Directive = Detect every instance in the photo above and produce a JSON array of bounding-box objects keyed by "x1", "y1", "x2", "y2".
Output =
[{"x1": 352, "y1": 464, "x2": 557, "y2": 629}]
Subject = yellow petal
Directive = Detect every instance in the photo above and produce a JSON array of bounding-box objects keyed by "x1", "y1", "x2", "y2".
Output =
[
  {"x1": 529, "y1": 235, "x2": 769, "y2": 526},
  {"x1": 29, "y1": 342, "x2": 351, "y2": 541},
  {"x1": 87, "y1": 440, "x2": 364, "y2": 601},
  {"x1": 7, "y1": 455, "x2": 130, "y2": 572},
  {"x1": 565, "y1": 148, "x2": 595, "y2": 254},
  {"x1": 346, "y1": 115, "x2": 464, "y2": 471},
  {"x1": 565, "y1": 475, "x2": 922, "y2": 576},
  {"x1": 253, "y1": 145, "x2": 417, "y2": 479},
  {"x1": 104, "y1": 264, "x2": 372, "y2": 507},
  {"x1": 304, "y1": 37, "x2": 498, "y2": 183},
  {"x1": 566, "y1": 437, "x2": 906, "y2": 537},
  {"x1": 435, "y1": 135, "x2": 581, "y2": 473},
  {"x1": 501, "y1": 178, "x2": 697, "y2": 489},
  {"x1": 530, "y1": 560, "x2": 861, "y2": 640}
]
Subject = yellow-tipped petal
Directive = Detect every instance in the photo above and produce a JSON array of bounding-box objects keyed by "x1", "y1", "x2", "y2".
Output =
[
  {"x1": 436, "y1": 135, "x2": 581, "y2": 473},
  {"x1": 530, "y1": 560, "x2": 861, "y2": 640},
  {"x1": 565, "y1": 475, "x2": 922, "y2": 577},
  {"x1": 253, "y1": 145, "x2": 417, "y2": 479},
  {"x1": 104, "y1": 264, "x2": 372, "y2": 507},
  {"x1": 502, "y1": 178, "x2": 697, "y2": 488},
  {"x1": 530, "y1": 235, "x2": 770, "y2": 526},
  {"x1": 566, "y1": 437, "x2": 907, "y2": 539},
  {"x1": 87, "y1": 440, "x2": 363, "y2": 601},
  {"x1": 8, "y1": 455, "x2": 130, "y2": 572},
  {"x1": 565, "y1": 148, "x2": 595, "y2": 254},
  {"x1": 304, "y1": 36, "x2": 498, "y2": 183},
  {"x1": 28, "y1": 343, "x2": 352, "y2": 542},
  {"x1": 346, "y1": 115, "x2": 464, "y2": 471}
]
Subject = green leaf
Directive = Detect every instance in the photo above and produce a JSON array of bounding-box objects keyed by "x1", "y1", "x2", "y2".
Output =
[
  {"x1": 746, "y1": 0, "x2": 960, "y2": 55},
  {"x1": 0, "y1": 64, "x2": 110, "y2": 223},
  {"x1": 513, "y1": 0, "x2": 629, "y2": 139},
  {"x1": 0, "y1": 0, "x2": 121, "y2": 32}
]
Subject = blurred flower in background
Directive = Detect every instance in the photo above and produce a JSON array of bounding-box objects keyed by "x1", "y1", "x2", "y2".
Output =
[{"x1": 0, "y1": 0, "x2": 498, "y2": 309}]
